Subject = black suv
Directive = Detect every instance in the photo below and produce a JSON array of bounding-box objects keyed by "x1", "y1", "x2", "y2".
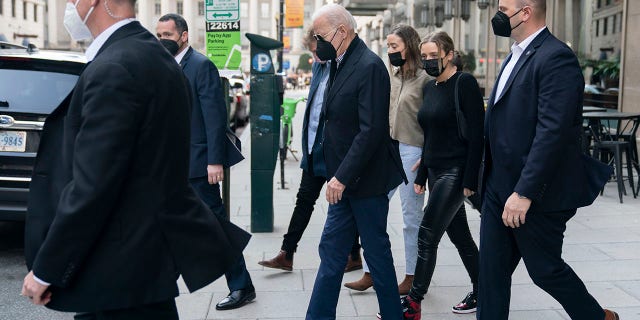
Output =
[{"x1": 0, "y1": 45, "x2": 85, "y2": 221}]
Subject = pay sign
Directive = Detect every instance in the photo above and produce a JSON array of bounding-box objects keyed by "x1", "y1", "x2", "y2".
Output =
[
  {"x1": 206, "y1": 0, "x2": 242, "y2": 69},
  {"x1": 252, "y1": 53, "x2": 272, "y2": 73}
]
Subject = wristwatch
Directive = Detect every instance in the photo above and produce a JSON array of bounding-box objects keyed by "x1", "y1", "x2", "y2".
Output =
[{"x1": 516, "y1": 193, "x2": 528, "y2": 200}]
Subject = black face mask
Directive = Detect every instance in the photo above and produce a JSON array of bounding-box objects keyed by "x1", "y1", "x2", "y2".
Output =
[
  {"x1": 160, "y1": 38, "x2": 179, "y2": 56},
  {"x1": 422, "y1": 58, "x2": 445, "y2": 77},
  {"x1": 388, "y1": 51, "x2": 406, "y2": 67},
  {"x1": 315, "y1": 29, "x2": 340, "y2": 61},
  {"x1": 491, "y1": 8, "x2": 524, "y2": 37}
]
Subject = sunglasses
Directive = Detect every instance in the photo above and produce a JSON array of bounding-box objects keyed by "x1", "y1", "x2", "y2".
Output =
[{"x1": 313, "y1": 27, "x2": 340, "y2": 42}]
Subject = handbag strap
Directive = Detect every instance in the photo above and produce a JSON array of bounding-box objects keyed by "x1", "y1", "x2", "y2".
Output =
[{"x1": 454, "y1": 72, "x2": 464, "y2": 140}]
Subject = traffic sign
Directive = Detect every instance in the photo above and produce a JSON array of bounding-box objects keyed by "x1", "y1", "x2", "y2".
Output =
[
  {"x1": 206, "y1": 0, "x2": 240, "y2": 22},
  {"x1": 206, "y1": 0, "x2": 242, "y2": 70}
]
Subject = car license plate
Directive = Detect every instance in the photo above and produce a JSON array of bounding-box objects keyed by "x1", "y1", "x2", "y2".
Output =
[{"x1": 0, "y1": 130, "x2": 27, "y2": 152}]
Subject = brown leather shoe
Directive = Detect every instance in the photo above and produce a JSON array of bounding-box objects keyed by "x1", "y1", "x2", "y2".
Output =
[
  {"x1": 604, "y1": 309, "x2": 620, "y2": 320},
  {"x1": 344, "y1": 272, "x2": 373, "y2": 291},
  {"x1": 258, "y1": 250, "x2": 293, "y2": 271},
  {"x1": 397, "y1": 274, "x2": 414, "y2": 295},
  {"x1": 344, "y1": 253, "x2": 363, "y2": 272}
]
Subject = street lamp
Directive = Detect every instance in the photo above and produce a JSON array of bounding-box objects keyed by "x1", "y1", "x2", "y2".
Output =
[
  {"x1": 416, "y1": 0, "x2": 474, "y2": 29},
  {"x1": 444, "y1": 0, "x2": 453, "y2": 20},
  {"x1": 461, "y1": 0, "x2": 471, "y2": 21},
  {"x1": 415, "y1": 0, "x2": 444, "y2": 28},
  {"x1": 477, "y1": 0, "x2": 490, "y2": 10}
]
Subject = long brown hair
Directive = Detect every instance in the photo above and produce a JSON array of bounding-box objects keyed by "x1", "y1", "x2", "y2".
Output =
[{"x1": 388, "y1": 24, "x2": 422, "y2": 78}]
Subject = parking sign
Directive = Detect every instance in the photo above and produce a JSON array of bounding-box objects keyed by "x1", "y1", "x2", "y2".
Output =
[{"x1": 205, "y1": 0, "x2": 242, "y2": 70}]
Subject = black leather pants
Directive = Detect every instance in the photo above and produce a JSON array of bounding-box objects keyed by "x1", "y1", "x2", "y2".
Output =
[{"x1": 409, "y1": 167, "x2": 480, "y2": 302}]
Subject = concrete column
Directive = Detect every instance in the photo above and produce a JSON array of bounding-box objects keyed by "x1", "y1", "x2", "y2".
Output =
[
  {"x1": 620, "y1": 0, "x2": 640, "y2": 113},
  {"x1": 272, "y1": 0, "x2": 279, "y2": 38},
  {"x1": 249, "y1": 0, "x2": 258, "y2": 33},
  {"x1": 484, "y1": 0, "x2": 498, "y2": 97},
  {"x1": 47, "y1": 0, "x2": 59, "y2": 47},
  {"x1": 137, "y1": 0, "x2": 151, "y2": 30},
  {"x1": 183, "y1": 0, "x2": 195, "y2": 46},
  {"x1": 161, "y1": 0, "x2": 173, "y2": 16},
  {"x1": 565, "y1": 0, "x2": 574, "y2": 45}
]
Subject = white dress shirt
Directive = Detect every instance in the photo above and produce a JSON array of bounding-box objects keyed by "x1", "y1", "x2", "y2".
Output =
[
  {"x1": 494, "y1": 26, "x2": 547, "y2": 103},
  {"x1": 175, "y1": 45, "x2": 189, "y2": 64}
]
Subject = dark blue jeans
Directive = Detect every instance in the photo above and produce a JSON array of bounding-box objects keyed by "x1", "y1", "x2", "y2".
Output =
[
  {"x1": 190, "y1": 176, "x2": 253, "y2": 291},
  {"x1": 306, "y1": 195, "x2": 402, "y2": 320}
]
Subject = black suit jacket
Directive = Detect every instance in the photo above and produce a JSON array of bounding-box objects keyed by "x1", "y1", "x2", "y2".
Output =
[
  {"x1": 322, "y1": 36, "x2": 406, "y2": 197},
  {"x1": 24, "y1": 22, "x2": 250, "y2": 312},
  {"x1": 180, "y1": 47, "x2": 243, "y2": 177},
  {"x1": 481, "y1": 28, "x2": 612, "y2": 212}
]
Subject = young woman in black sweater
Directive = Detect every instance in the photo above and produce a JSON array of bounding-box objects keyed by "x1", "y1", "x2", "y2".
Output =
[{"x1": 401, "y1": 31, "x2": 485, "y2": 320}]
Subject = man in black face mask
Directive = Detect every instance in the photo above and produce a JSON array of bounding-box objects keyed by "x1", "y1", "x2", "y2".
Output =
[
  {"x1": 156, "y1": 14, "x2": 255, "y2": 312},
  {"x1": 479, "y1": 1, "x2": 618, "y2": 320},
  {"x1": 305, "y1": 3, "x2": 406, "y2": 320}
]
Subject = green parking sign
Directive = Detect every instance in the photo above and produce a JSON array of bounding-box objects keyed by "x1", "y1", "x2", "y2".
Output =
[
  {"x1": 206, "y1": 21, "x2": 242, "y2": 69},
  {"x1": 205, "y1": 0, "x2": 241, "y2": 70}
]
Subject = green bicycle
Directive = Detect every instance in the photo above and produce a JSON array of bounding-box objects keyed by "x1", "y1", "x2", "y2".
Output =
[{"x1": 279, "y1": 96, "x2": 306, "y2": 189}]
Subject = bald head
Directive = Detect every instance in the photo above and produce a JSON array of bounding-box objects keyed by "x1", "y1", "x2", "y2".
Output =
[
  {"x1": 311, "y1": 3, "x2": 357, "y2": 59},
  {"x1": 520, "y1": 0, "x2": 545, "y2": 11},
  {"x1": 312, "y1": 3, "x2": 357, "y2": 35},
  {"x1": 498, "y1": 0, "x2": 546, "y2": 42}
]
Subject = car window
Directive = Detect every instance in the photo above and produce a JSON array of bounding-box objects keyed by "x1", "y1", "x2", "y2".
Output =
[{"x1": 0, "y1": 69, "x2": 78, "y2": 114}]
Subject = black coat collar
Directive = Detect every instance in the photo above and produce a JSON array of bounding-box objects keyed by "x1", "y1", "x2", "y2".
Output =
[{"x1": 94, "y1": 21, "x2": 146, "y2": 59}]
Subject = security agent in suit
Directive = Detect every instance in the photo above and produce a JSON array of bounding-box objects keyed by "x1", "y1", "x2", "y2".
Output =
[
  {"x1": 258, "y1": 30, "x2": 362, "y2": 273},
  {"x1": 306, "y1": 4, "x2": 407, "y2": 320},
  {"x1": 478, "y1": 1, "x2": 617, "y2": 320},
  {"x1": 156, "y1": 14, "x2": 254, "y2": 311},
  {"x1": 21, "y1": 0, "x2": 250, "y2": 319}
]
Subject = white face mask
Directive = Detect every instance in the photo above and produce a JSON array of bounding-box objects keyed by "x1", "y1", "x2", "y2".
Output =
[{"x1": 63, "y1": 0, "x2": 95, "y2": 41}]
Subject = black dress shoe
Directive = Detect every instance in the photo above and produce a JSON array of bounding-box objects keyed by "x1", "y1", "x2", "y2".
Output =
[{"x1": 215, "y1": 287, "x2": 256, "y2": 310}]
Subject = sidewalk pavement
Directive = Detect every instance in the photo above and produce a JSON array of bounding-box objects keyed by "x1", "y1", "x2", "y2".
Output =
[{"x1": 176, "y1": 89, "x2": 640, "y2": 320}]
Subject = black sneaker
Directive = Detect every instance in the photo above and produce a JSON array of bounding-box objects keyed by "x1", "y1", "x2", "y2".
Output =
[{"x1": 452, "y1": 291, "x2": 477, "y2": 314}]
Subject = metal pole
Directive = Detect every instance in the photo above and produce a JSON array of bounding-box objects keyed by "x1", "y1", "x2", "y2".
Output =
[
  {"x1": 278, "y1": 0, "x2": 284, "y2": 74},
  {"x1": 221, "y1": 77, "x2": 232, "y2": 219}
]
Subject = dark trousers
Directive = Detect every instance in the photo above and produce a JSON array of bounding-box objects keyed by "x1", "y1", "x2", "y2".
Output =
[
  {"x1": 282, "y1": 169, "x2": 361, "y2": 258},
  {"x1": 306, "y1": 195, "x2": 402, "y2": 320},
  {"x1": 190, "y1": 176, "x2": 253, "y2": 291},
  {"x1": 409, "y1": 167, "x2": 479, "y2": 301},
  {"x1": 477, "y1": 183, "x2": 605, "y2": 320},
  {"x1": 74, "y1": 299, "x2": 178, "y2": 320}
]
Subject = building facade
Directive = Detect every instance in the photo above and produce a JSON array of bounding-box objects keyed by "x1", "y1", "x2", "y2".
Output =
[
  {"x1": 0, "y1": 0, "x2": 46, "y2": 47},
  {"x1": 5, "y1": 0, "x2": 636, "y2": 107},
  {"x1": 590, "y1": 0, "x2": 623, "y2": 59}
]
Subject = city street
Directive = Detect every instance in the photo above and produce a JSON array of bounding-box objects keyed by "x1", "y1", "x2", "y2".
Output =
[{"x1": 1, "y1": 89, "x2": 640, "y2": 319}]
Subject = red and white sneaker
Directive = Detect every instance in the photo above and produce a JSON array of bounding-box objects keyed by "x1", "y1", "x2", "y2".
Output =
[
  {"x1": 401, "y1": 295, "x2": 421, "y2": 320},
  {"x1": 452, "y1": 291, "x2": 477, "y2": 314}
]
